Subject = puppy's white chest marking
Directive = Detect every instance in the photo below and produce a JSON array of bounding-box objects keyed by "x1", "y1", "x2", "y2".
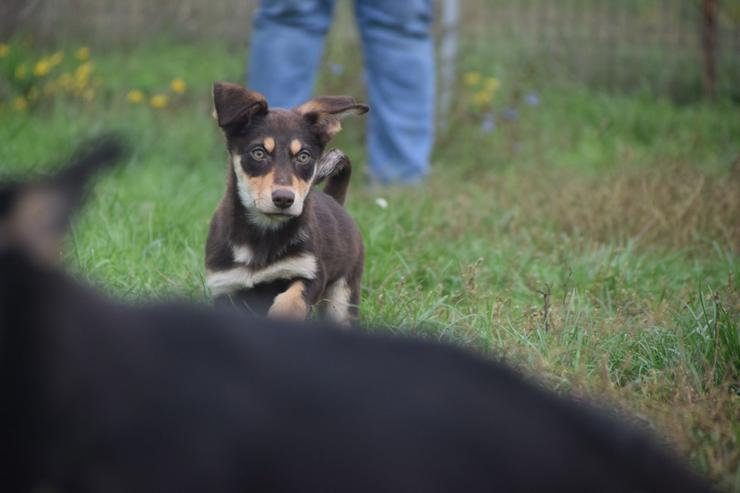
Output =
[
  {"x1": 206, "y1": 253, "x2": 318, "y2": 297},
  {"x1": 232, "y1": 244, "x2": 254, "y2": 265}
]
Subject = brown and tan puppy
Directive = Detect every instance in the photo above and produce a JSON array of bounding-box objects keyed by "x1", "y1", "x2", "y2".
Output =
[{"x1": 205, "y1": 82, "x2": 368, "y2": 325}]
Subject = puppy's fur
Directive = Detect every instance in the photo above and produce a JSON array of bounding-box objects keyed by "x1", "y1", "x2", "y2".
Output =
[
  {"x1": 0, "y1": 137, "x2": 713, "y2": 493},
  {"x1": 205, "y1": 82, "x2": 367, "y2": 325}
]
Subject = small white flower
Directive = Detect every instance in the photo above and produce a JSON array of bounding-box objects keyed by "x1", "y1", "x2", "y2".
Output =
[{"x1": 375, "y1": 197, "x2": 388, "y2": 209}]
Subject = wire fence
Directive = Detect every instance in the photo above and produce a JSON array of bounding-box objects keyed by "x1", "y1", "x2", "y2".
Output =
[
  {"x1": 460, "y1": 0, "x2": 739, "y2": 101},
  {"x1": 1, "y1": 0, "x2": 738, "y2": 101}
]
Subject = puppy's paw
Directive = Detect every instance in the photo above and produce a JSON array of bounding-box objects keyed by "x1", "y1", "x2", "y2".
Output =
[{"x1": 268, "y1": 282, "x2": 309, "y2": 320}]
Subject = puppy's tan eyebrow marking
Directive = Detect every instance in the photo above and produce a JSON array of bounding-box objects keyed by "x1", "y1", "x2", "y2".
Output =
[
  {"x1": 290, "y1": 139, "x2": 302, "y2": 155},
  {"x1": 263, "y1": 137, "x2": 275, "y2": 153}
]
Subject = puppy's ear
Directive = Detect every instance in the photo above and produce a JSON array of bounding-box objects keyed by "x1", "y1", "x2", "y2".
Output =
[
  {"x1": 0, "y1": 136, "x2": 126, "y2": 264},
  {"x1": 212, "y1": 82, "x2": 267, "y2": 133},
  {"x1": 296, "y1": 97, "x2": 369, "y2": 144}
]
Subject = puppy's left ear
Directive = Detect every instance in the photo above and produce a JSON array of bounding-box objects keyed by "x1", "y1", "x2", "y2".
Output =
[{"x1": 296, "y1": 97, "x2": 369, "y2": 144}]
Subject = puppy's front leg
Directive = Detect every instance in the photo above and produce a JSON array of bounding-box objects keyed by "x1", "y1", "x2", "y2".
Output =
[{"x1": 268, "y1": 280, "x2": 311, "y2": 320}]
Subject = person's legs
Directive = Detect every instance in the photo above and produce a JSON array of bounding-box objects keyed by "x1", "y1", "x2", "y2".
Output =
[
  {"x1": 355, "y1": 0, "x2": 435, "y2": 184},
  {"x1": 247, "y1": 0, "x2": 335, "y2": 108}
]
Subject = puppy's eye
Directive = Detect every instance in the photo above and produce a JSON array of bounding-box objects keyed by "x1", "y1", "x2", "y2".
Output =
[
  {"x1": 250, "y1": 148, "x2": 266, "y2": 161},
  {"x1": 296, "y1": 150, "x2": 311, "y2": 164}
]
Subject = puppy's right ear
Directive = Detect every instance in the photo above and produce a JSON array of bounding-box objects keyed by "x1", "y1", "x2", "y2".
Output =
[{"x1": 212, "y1": 82, "x2": 267, "y2": 133}]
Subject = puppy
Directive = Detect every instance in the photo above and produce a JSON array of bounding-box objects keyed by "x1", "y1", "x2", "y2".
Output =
[{"x1": 205, "y1": 82, "x2": 368, "y2": 325}]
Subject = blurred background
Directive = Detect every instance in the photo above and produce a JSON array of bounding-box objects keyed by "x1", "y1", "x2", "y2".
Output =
[
  {"x1": 0, "y1": 1, "x2": 738, "y2": 489},
  {"x1": 2, "y1": 0, "x2": 739, "y2": 102}
]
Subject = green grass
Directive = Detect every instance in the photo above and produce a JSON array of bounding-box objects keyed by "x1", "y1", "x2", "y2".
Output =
[{"x1": 1, "y1": 38, "x2": 738, "y2": 490}]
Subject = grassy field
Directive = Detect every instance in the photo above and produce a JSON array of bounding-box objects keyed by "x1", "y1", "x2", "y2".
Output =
[{"x1": 1, "y1": 37, "x2": 739, "y2": 490}]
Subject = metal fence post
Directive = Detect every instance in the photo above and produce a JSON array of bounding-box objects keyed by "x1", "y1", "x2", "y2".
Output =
[{"x1": 438, "y1": 0, "x2": 460, "y2": 129}]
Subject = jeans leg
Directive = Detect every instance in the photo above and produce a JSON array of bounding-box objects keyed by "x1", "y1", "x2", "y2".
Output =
[
  {"x1": 247, "y1": 0, "x2": 335, "y2": 109},
  {"x1": 355, "y1": 0, "x2": 435, "y2": 184}
]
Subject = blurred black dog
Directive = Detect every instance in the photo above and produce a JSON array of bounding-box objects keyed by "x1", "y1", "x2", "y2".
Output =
[{"x1": 0, "y1": 138, "x2": 712, "y2": 492}]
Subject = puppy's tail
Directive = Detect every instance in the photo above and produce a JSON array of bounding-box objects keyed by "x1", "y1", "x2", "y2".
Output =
[{"x1": 315, "y1": 149, "x2": 351, "y2": 206}]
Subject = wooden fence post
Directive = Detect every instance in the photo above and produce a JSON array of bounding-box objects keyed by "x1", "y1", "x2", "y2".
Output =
[{"x1": 702, "y1": 0, "x2": 718, "y2": 100}]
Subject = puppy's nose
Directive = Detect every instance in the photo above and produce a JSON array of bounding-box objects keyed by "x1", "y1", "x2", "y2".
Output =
[{"x1": 272, "y1": 189, "x2": 295, "y2": 209}]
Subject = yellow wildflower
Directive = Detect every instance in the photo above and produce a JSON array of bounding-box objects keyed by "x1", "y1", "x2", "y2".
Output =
[
  {"x1": 33, "y1": 58, "x2": 52, "y2": 77},
  {"x1": 464, "y1": 71, "x2": 481, "y2": 87},
  {"x1": 484, "y1": 77, "x2": 501, "y2": 93},
  {"x1": 49, "y1": 51, "x2": 64, "y2": 66},
  {"x1": 12, "y1": 96, "x2": 28, "y2": 111},
  {"x1": 127, "y1": 89, "x2": 144, "y2": 104},
  {"x1": 170, "y1": 78, "x2": 187, "y2": 94},
  {"x1": 27, "y1": 87, "x2": 39, "y2": 101},
  {"x1": 0, "y1": 43, "x2": 9, "y2": 58},
  {"x1": 15, "y1": 64, "x2": 27, "y2": 80},
  {"x1": 150, "y1": 94, "x2": 169, "y2": 109},
  {"x1": 75, "y1": 46, "x2": 90, "y2": 61},
  {"x1": 73, "y1": 64, "x2": 92, "y2": 92},
  {"x1": 472, "y1": 91, "x2": 492, "y2": 106},
  {"x1": 75, "y1": 62, "x2": 92, "y2": 81}
]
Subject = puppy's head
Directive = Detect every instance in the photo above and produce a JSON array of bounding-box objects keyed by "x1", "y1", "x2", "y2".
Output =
[{"x1": 212, "y1": 81, "x2": 368, "y2": 228}]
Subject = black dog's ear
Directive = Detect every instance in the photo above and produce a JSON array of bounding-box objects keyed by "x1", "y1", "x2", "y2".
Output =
[
  {"x1": 0, "y1": 135, "x2": 126, "y2": 264},
  {"x1": 296, "y1": 97, "x2": 369, "y2": 144},
  {"x1": 212, "y1": 82, "x2": 268, "y2": 132}
]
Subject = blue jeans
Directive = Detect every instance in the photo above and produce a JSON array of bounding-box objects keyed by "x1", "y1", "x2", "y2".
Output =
[{"x1": 248, "y1": 0, "x2": 435, "y2": 184}]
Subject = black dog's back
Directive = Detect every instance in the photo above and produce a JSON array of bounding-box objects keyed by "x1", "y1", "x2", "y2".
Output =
[{"x1": 1, "y1": 259, "x2": 710, "y2": 492}]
